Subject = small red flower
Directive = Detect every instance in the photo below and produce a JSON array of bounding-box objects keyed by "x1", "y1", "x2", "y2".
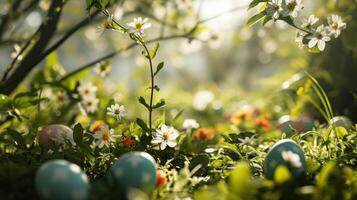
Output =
[
  {"x1": 253, "y1": 116, "x2": 271, "y2": 131},
  {"x1": 122, "y1": 136, "x2": 135, "y2": 148},
  {"x1": 194, "y1": 128, "x2": 215, "y2": 141},
  {"x1": 156, "y1": 169, "x2": 167, "y2": 187}
]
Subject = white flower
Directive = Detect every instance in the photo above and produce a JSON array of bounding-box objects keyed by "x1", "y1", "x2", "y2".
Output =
[
  {"x1": 295, "y1": 31, "x2": 307, "y2": 48},
  {"x1": 151, "y1": 124, "x2": 180, "y2": 150},
  {"x1": 82, "y1": 95, "x2": 99, "y2": 113},
  {"x1": 53, "y1": 91, "x2": 67, "y2": 105},
  {"x1": 238, "y1": 136, "x2": 256, "y2": 146},
  {"x1": 11, "y1": 44, "x2": 23, "y2": 61},
  {"x1": 308, "y1": 25, "x2": 331, "y2": 51},
  {"x1": 281, "y1": 150, "x2": 302, "y2": 168},
  {"x1": 282, "y1": 0, "x2": 304, "y2": 18},
  {"x1": 78, "y1": 82, "x2": 97, "y2": 98},
  {"x1": 327, "y1": 15, "x2": 346, "y2": 38},
  {"x1": 301, "y1": 15, "x2": 319, "y2": 28},
  {"x1": 94, "y1": 62, "x2": 112, "y2": 77},
  {"x1": 267, "y1": 0, "x2": 283, "y2": 20},
  {"x1": 175, "y1": 0, "x2": 192, "y2": 10},
  {"x1": 93, "y1": 126, "x2": 120, "y2": 148},
  {"x1": 127, "y1": 17, "x2": 151, "y2": 35},
  {"x1": 193, "y1": 90, "x2": 214, "y2": 111},
  {"x1": 182, "y1": 119, "x2": 200, "y2": 130},
  {"x1": 107, "y1": 103, "x2": 126, "y2": 121}
]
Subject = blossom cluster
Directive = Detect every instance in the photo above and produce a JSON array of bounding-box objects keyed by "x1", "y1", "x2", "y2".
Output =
[
  {"x1": 297, "y1": 14, "x2": 346, "y2": 51},
  {"x1": 77, "y1": 82, "x2": 98, "y2": 113},
  {"x1": 249, "y1": 0, "x2": 347, "y2": 52}
]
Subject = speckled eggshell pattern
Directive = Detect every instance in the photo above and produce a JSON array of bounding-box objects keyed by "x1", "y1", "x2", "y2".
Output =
[
  {"x1": 277, "y1": 115, "x2": 296, "y2": 136},
  {"x1": 35, "y1": 160, "x2": 89, "y2": 200},
  {"x1": 39, "y1": 124, "x2": 74, "y2": 146},
  {"x1": 263, "y1": 139, "x2": 307, "y2": 180},
  {"x1": 110, "y1": 151, "x2": 157, "y2": 193},
  {"x1": 330, "y1": 116, "x2": 353, "y2": 129}
]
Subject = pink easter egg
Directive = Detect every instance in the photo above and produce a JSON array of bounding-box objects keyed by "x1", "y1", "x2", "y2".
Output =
[{"x1": 39, "y1": 124, "x2": 74, "y2": 146}]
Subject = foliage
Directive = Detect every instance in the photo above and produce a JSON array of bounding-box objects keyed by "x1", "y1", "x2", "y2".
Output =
[{"x1": 0, "y1": 0, "x2": 356, "y2": 200}]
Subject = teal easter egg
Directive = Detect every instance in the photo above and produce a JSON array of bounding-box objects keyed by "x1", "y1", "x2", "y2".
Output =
[
  {"x1": 263, "y1": 139, "x2": 306, "y2": 180},
  {"x1": 35, "y1": 160, "x2": 89, "y2": 200},
  {"x1": 110, "y1": 151, "x2": 157, "y2": 193},
  {"x1": 329, "y1": 116, "x2": 353, "y2": 129},
  {"x1": 277, "y1": 115, "x2": 296, "y2": 136}
]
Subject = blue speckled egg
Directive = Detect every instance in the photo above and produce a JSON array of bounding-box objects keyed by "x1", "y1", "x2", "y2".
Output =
[
  {"x1": 277, "y1": 115, "x2": 296, "y2": 136},
  {"x1": 35, "y1": 160, "x2": 89, "y2": 200},
  {"x1": 110, "y1": 151, "x2": 157, "y2": 193},
  {"x1": 263, "y1": 139, "x2": 306, "y2": 180},
  {"x1": 329, "y1": 116, "x2": 353, "y2": 129}
]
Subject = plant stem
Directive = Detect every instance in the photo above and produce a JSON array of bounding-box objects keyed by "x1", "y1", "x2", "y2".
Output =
[{"x1": 142, "y1": 43, "x2": 155, "y2": 131}]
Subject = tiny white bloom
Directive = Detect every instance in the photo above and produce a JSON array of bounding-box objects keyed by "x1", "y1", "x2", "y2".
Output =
[
  {"x1": 151, "y1": 124, "x2": 180, "y2": 150},
  {"x1": 193, "y1": 90, "x2": 214, "y2": 111},
  {"x1": 295, "y1": 31, "x2": 307, "y2": 48},
  {"x1": 182, "y1": 119, "x2": 200, "y2": 130},
  {"x1": 282, "y1": 0, "x2": 304, "y2": 18},
  {"x1": 327, "y1": 15, "x2": 346, "y2": 38},
  {"x1": 78, "y1": 82, "x2": 97, "y2": 98},
  {"x1": 53, "y1": 91, "x2": 67, "y2": 105},
  {"x1": 175, "y1": 0, "x2": 192, "y2": 10},
  {"x1": 267, "y1": 0, "x2": 283, "y2": 20},
  {"x1": 301, "y1": 15, "x2": 319, "y2": 28},
  {"x1": 94, "y1": 62, "x2": 112, "y2": 77},
  {"x1": 308, "y1": 25, "x2": 331, "y2": 51},
  {"x1": 82, "y1": 95, "x2": 99, "y2": 113},
  {"x1": 127, "y1": 17, "x2": 151, "y2": 35},
  {"x1": 93, "y1": 126, "x2": 120, "y2": 148},
  {"x1": 107, "y1": 103, "x2": 126, "y2": 121},
  {"x1": 281, "y1": 150, "x2": 302, "y2": 168},
  {"x1": 238, "y1": 136, "x2": 256, "y2": 146},
  {"x1": 11, "y1": 44, "x2": 23, "y2": 61}
]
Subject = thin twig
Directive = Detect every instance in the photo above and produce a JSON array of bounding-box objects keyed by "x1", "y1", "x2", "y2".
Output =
[{"x1": 60, "y1": 4, "x2": 247, "y2": 81}]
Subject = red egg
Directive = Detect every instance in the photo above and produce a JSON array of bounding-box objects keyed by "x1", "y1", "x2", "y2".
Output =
[{"x1": 39, "y1": 124, "x2": 74, "y2": 146}]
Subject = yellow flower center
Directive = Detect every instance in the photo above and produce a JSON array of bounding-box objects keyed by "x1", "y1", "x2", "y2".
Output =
[
  {"x1": 316, "y1": 33, "x2": 323, "y2": 40},
  {"x1": 332, "y1": 22, "x2": 338, "y2": 29},
  {"x1": 287, "y1": 2, "x2": 297, "y2": 10},
  {"x1": 102, "y1": 132, "x2": 110, "y2": 141},
  {"x1": 273, "y1": 4, "x2": 280, "y2": 11},
  {"x1": 135, "y1": 22, "x2": 143, "y2": 29},
  {"x1": 162, "y1": 132, "x2": 169, "y2": 140}
]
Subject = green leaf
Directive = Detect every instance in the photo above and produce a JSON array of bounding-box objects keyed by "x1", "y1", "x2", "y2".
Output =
[
  {"x1": 274, "y1": 165, "x2": 291, "y2": 184},
  {"x1": 262, "y1": 15, "x2": 272, "y2": 26},
  {"x1": 136, "y1": 118, "x2": 150, "y2": 132},
  {"x1": 248, "y1": 0, "x2": 267, "y2": 9},
  {"x1": 190, "y1": 153, "x2": 210, "y2": 175},
  {"x1": 335, "y1": 127, "x2": 348, "y2": 138},
  {"x1": 0, "y1": 94, "x2": 11, "y2": 110},
  {"x1": 138, "y1": 96, "x2": 150, "y2": 110},
  {"x1": 7, "y1": 129, "x2": 26, "y2": 149},
  {"x1": 154, "y1": 62, "x2": 164, "y2": 76},
  {"x1": 150, "y1": 43, "x2": 160, "y2": 59},
  {"x1": 153, "y1": 99, "x2": 165, "y2": 109},
  {"x1": 229, "y1": 162, "x2": 251, "y2": 195},
  {"x1": 73, "y1": 123, "x2": 84, "y2": 144},
  {"x1": 153, "y1": 85, "x2": 160, "y2": 92},
  {"x1": 245, "y1": 12, "x2": 265, "y2": 28}
]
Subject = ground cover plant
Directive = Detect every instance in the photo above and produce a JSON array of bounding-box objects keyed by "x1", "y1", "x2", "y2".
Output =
[{"x1": 0, "y1": 0, "x2": 356, "y2": 200}]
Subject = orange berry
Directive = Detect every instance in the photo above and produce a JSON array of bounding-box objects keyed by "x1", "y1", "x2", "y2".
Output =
[{"x1": 156, "y1": 169, "x2": 167, "y2": 186}]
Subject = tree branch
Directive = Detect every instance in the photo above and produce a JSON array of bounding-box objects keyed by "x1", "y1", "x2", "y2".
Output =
[{"x1": 0, "y1": 0, "x2": 66, "y2": 95}]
